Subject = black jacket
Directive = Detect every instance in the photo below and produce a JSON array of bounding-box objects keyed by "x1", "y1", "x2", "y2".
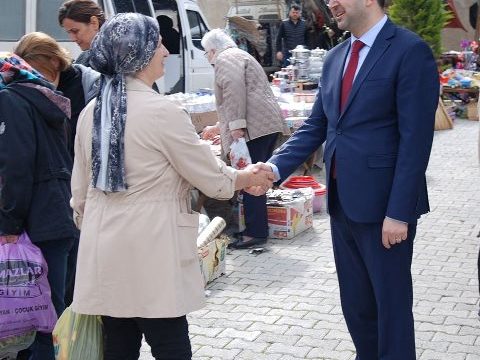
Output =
[
  {"x1": 0, "y1": 84, "x2": 78, "y2": 242},
  {"x1": 58, "y1": 66, "x2": 85, "y2": 158},
  {"x1": 276, "y1": 18, "x2": 308, "y2": 53}
]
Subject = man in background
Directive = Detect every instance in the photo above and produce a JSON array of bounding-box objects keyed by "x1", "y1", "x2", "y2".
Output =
[{"x1": 275, "y1": 4, "x2": 308, "y2": 67}]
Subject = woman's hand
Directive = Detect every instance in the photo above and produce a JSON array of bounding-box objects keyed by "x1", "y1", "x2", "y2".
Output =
[
  {"x1": 230, "y1": 129, "x2": 245, "y2": 140},
  {"x1": 201, "y1": 124, "x2": 220, "y2": 140}
]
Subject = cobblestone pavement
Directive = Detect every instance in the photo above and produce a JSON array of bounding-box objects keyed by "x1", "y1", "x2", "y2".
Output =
[{"x1": 140, "y1": 119, "x2": 480, "y2": 360}]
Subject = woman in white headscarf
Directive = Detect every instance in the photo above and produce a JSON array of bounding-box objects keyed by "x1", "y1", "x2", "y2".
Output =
[{"x1": 70, "y1": 13, "x2": 273, "y2": 360}]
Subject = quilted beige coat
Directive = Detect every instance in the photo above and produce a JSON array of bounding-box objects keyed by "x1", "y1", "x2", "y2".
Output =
[
  {"x1": 71, "y1": 77, "x2": 237, "y2": 318},
  {"x1": 213, "y1": 47, "x2": 289, "y2": 153}
]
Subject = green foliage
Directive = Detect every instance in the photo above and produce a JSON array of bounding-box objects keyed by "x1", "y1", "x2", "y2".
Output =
[{"x1": 389, "y1": 0, "x2": 453, "y2": 57}]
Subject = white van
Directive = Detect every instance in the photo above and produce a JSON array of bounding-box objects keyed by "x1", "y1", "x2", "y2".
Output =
[{"x1": 0, "y1": 0, "x2": 213, "y2": 94}]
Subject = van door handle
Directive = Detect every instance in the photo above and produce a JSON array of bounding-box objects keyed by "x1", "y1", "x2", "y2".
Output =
[{"x1": 191, "y1": 50, "x2": 194, "y2": 59}]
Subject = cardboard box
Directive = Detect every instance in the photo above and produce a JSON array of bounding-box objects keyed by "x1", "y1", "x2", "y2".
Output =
[
  {"x1": 190, "y1": 111, "x2": 219, "y2": 133},
  {"x1": 198, "y1": 235, "x2": 228, "y2": 286},
  {"x1": 238, "y1": 188, "x2": 314, "y2": 239}
]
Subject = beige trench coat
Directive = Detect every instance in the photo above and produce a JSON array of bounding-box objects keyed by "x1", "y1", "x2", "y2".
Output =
[{"x1": 71, "y1": 77, "x2": 237, "y2": 318}]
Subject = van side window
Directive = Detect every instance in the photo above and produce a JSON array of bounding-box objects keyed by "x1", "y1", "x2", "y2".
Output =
[
  {"x1": 0, "y1": 0, "x2": 26, "y2": 41},
  {"x1": 113, "y1": 0, "x2": 151, "y2": 16},
  {"x1": 37, "y1": 0, "x2": 69, "y2": 41},
  {"x1": 186, "y1": 10, "x2": 207, "y2": 50}
]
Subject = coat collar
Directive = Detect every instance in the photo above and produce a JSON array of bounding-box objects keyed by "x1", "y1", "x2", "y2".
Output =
[
  {"x1": 126, "y1": 76, "x2": 158, "y2": 94},
  {"x1": 337, "y1": 18, "x2": 396, "y2": 121}
]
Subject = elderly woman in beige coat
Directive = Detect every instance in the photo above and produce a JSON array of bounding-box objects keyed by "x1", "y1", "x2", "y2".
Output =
[
  {"x1": 71, "y1": 14, "x2": 272, "y2": 360},
  {"x1": 201, "y1": 29, "x2": 289, "y2": 249}
]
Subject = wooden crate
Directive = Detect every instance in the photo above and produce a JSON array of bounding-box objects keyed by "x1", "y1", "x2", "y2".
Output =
[
  {"x1": 467, "y1": 101, "x2": 479, "y2": 121},
  {"x1": 435, "y1": 99, "x2": 454, "y2": 130}
]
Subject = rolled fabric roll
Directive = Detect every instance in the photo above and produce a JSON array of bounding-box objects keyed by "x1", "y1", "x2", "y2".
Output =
[{"x1": 196, "y1": 216, "x2": 226, "y2": 248}]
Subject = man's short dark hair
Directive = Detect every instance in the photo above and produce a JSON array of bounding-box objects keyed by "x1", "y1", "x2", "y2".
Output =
[
  {"x1": 377, "y1": 0, "x2": 385, "y2": 7},
  {"x1": 290, "y1": 4, "x2": 301, "y2": 11}
]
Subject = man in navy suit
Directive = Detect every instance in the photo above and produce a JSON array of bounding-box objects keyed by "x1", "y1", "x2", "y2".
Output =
[{"x1": 250, "y1": 0, "x2": 439, "y2": 358}]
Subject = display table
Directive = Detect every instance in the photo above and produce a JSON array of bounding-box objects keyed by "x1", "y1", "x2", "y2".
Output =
[{"x1": 441, "y1": 86, "x2": 479, "y2": 121}]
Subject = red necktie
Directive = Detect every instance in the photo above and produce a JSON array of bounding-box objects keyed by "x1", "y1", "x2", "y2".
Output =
[
  {"x1": 340, "y1": 40, "x2": 365, "y2": 111},
  {"x1": 332, "y1": 40, "x2": 365, "y2": 179}
]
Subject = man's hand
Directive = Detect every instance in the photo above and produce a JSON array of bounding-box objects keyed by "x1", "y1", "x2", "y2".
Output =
[
  {"x1": 201, "y1": 124, "x2": 220, "y2": 140},
  {"x1": 230, "y1": 129, "x2": 245, "y2": 140},
  {"x1": 276, "y1": 51, "x2": 284, "y2": 61},
  {"x1": 243, "y1": 163, "x2": 274, "y2": 196},
  {"x1": 382, "y1": 218, "x2": 408, "y2": 249}
]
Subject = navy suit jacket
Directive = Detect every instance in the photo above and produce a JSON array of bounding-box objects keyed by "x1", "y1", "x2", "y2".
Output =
[{"x1": 269, "y1": 19, "x2": 439, "y2": 224}]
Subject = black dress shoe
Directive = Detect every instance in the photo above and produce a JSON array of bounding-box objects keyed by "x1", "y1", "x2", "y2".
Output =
[
  {"x1": 230, "y1": 237, "x2": 267, "y2": 249},
  {"x1": 227, "y1": 238, "x2": 241, "y2": 249}
]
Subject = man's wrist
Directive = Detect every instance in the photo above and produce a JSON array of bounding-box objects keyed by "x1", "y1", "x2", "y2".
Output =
[{"x1": 266, "y1": 162, "x2": 280, "y2": 182}]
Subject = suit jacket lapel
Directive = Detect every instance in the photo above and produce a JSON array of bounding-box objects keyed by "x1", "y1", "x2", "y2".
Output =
[{"x1": 339, "y1": 20, "x2": 396, "y2": 121}]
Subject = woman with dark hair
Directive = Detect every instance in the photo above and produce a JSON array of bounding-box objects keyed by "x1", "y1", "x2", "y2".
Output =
[
  {"x1": 71, "y1": 13, "x2": 273, "y2": 359},
  {"x1": 58, "y1": 0, "x2": 106, "y2": 66}
]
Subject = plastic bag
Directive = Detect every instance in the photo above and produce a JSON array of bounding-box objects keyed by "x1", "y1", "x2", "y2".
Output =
[
  {"x1": 53, "y1": 306, "x2": 103, "y2": 360},
  {"x1": 0, "y1": 330, "x2": 36, "y2": 359},
  {"x1": 229, "y1": 138, "x2": 252, "y2": 170},
  {"x1": 0, "y1": 232, "x2": 57, "y2": 340}
]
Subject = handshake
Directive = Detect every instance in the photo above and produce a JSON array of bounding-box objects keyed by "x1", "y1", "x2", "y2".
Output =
[{"x1": 236, "y1": 162, "x2": 276, "y2": 196}]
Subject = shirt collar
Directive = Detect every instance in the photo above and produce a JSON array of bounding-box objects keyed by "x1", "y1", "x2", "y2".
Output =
[{"x1": 350, "y1": 15, "x2": 388, "y2": 49}]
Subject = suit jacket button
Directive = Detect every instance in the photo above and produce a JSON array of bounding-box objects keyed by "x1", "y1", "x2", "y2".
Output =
[{"x1": 336, "y1": 130, "x2": 342, "y2": 135}]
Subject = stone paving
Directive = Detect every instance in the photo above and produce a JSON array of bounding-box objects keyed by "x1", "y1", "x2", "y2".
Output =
[{"x1": 141, "y1": 119, "x2": 480, "y2": 360}]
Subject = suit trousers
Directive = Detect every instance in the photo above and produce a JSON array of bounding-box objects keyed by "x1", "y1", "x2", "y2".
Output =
[
  {"x1": 242, "y1": 133, "x2": 278, "y2": 238},
  {"x1": 102, "y1": 315, "x2": 192, "y2": 360},
  {"x1": 329, "y1": 180, "x2": 416, "y2": 360}
]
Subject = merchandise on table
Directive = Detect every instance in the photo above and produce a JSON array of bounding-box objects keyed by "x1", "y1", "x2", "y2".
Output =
[
  {"x1": 281, "y1": 176, "x2": 327, "y2": 213},
  {"x1": 284, "y1": 116, "x2": 307, "y2": 131},
  {"x1": 166, "y1": 92, "x2": 219, "y2": 132},
  {"x1": 166, "y1": 92, "x2": 216, "y2": 114}
]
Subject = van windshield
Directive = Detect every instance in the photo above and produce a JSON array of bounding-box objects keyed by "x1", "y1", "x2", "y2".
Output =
[{"x1": 112, "y1": 0, "x2": 151, "y2": 16}]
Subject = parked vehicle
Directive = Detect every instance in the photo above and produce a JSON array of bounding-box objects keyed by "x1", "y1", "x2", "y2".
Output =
[{"x1": 0, "y1": 0, "x2": 213, "y2": 94}]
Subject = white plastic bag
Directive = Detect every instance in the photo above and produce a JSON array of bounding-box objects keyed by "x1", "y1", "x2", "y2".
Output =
[{"x1": 229, "y1": 138, "x2": 252, "y2": 170}]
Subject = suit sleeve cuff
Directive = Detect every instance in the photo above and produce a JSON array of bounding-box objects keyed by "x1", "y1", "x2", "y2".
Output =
[
  {"x1": 266, "y1": 162, "x2": 281, "y2": 182},
  {"x1": 385, "y1": 216, "x2": 408, "y2": 225}
]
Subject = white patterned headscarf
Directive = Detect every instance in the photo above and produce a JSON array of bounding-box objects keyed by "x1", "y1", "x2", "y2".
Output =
[{"x1": 89, "y1": 13, "x2": 159, "y2": 192}]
